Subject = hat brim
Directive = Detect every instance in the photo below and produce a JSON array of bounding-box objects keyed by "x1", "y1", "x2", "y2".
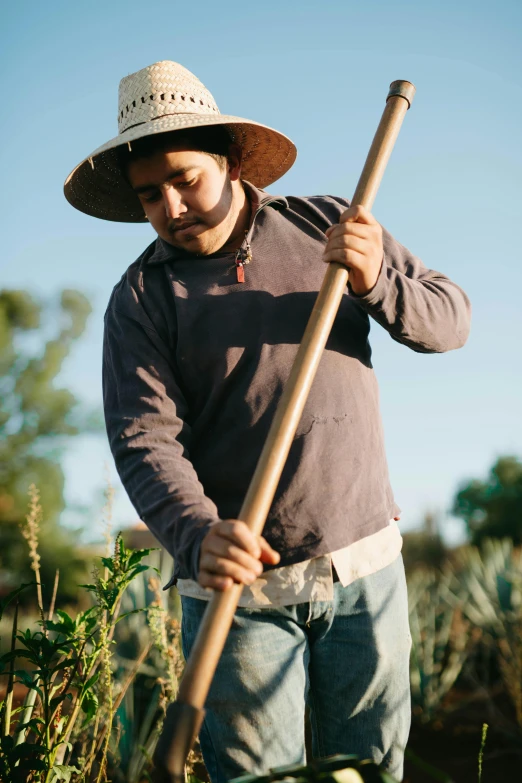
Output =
[{"x1": 64, "y1": 114, "x2": 297, "y2": 223}]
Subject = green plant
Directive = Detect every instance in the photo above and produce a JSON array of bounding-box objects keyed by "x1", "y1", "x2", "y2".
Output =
[
  {"x1": 452, "y1": 539, "x2": 522, "y2": 634},
  {"x1": 453, "y1": 456, "x2": 522, "y2": 544},
  {"x1": 478, "y1": 723, "x2": 488, "y2": 783},
  {"x1": 408, "y1": 569, "x2": 471, "y2": 722},
  {"x1": 105, "y1": 554, "x2": 185, "y2": 783},
  {"x1": 497, "y1": 614, "x2": 522, "y2": 728},
  {"x1": 0, "y1": 488, "x2": 159, "y2": 783},
  {"x1": 0, "y1": 288, "x2": 100, "y2": 607},
  {"x1": 452, "y1": 539, "x2": 522, "y2": 727}
]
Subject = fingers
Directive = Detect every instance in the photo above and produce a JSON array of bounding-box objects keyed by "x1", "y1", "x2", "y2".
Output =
[
  {"x1": 212, "y1": 519, "x2": 262, "y2": 557},
  {"x1": 324, "y1": 233, "x2": 368, "y2": 256},
  {"x1": 325, "y1": 221, "x2": 370, "y2": 241},
  {"x1": 198, "y1": 520, "x2": 280, "y2": 591},
  {"x1": 323, "y1": 230, "x2": 368, "y2": 267},
  {"x1": 324, "y1": 215, "x2": 381, "y2": 261},
  {"x1": 340, "y1": 204, "x2": 377, "y2": 225},
  {"x1": 259, "y1": 536, "x2": 281, "y2": 565},
  {"x1": 322, "y1": 206, "x2": 383, "y2": 297},
  {"x1": 203, "y1": 537, "x2": 263, "y2": 576},
  {"x1": 199, "y1": 550, "x2": 261, "y2": 590},
  {"x1": 324, "y1": 205, "x2": 375, "y2": 238}
]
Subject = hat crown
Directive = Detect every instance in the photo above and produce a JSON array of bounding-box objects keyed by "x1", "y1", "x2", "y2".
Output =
[{"x1": 117, "y1": 60, "x2": 220, "y2": 134}]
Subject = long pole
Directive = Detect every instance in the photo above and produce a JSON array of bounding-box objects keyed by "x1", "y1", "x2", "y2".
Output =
[{"x1": 153, "y1": 79, "x2": 416, "y2": 783}]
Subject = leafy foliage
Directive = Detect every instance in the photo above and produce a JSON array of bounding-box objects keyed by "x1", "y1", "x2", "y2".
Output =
[
  {"x1": 0, "y1": 522, "x2": 161, "y2": 783},
  {"x1": 453, "y1": 456, "x2": 522, "y2": 544},
  {"x1": 402, "y1": 512, "x2": 448, "y2": 574},
  {"x1": 105, "y1": 561, "x2": 184, "y2": 782},
  {"x1": 0, "y1": 288, "x2": 99, "y2": 603},
  {"x1": 408, "y1": 569, "x2": 471, "y2": 722},
  {"x1": 452, "y1": 539, "x2": 522, "y2": 728},
  {"x1": 408, "y1": 538, "x2": 522, "y2": 733}
]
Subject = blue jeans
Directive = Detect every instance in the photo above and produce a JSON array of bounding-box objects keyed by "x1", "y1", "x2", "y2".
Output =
[{"x1": 180, "y1": 556, "x2": 411, "y2": 783}]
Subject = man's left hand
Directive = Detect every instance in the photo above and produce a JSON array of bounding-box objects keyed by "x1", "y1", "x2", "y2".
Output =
[{"x1": 323, "y1": 205, "x2": 383, "y2": 296}]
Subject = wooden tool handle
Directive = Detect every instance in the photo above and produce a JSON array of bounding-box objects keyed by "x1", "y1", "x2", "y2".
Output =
[{"x1": 176, "y1": 80, "x2": 415, "y2": 710}]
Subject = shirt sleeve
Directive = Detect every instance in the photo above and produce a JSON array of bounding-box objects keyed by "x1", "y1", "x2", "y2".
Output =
[
  {"x1": 102, "y1": 299, "x2": 220, "y2": 582},
  {"x1": 353, "y1": 226, "x2": 471, "y2": 353}
]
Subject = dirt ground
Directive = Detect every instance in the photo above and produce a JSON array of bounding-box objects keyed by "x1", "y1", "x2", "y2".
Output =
[{"x1": 404, "y1": 696, "x2": 522, "y2": 783}]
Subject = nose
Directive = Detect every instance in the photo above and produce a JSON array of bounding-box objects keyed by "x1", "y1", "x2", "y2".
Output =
[{"x1": 162, "y1": 186, "x2": 186, "y2": 220}]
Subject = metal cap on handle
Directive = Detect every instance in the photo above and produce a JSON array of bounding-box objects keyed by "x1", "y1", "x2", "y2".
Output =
[{"x1": 387, "y1": 80, "x2": 416, "y2": 109}]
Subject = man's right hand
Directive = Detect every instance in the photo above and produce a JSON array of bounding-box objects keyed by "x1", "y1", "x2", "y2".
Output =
[{"x1": 198, "y1": 519, "x2": 280, "y2": 591}]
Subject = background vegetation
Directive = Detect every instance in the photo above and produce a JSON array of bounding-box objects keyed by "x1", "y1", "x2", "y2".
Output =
[{"x1": 0, "y1": 288, "x2": 102, "y2": 605}]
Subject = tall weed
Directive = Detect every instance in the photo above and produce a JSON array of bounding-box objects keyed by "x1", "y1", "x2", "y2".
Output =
[{"x1": 0, "y1": 487, "x2": 181, "y2": 783}]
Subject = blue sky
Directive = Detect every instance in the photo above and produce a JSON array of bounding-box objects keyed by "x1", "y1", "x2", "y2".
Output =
[{"x1": 1, "y1": 0, "x2": 521, "y2": 543}]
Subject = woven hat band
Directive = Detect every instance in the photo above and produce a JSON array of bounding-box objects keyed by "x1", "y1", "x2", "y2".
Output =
[
  {"x1": 118, "y1": 61, "x2": 220, "y2": 134},
  {"x1": 123, "y1": 111, "x2": 221, "y2": 134}
]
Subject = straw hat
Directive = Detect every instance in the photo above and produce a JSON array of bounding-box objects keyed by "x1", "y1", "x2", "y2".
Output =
[{"x1": 64, "y1": 60, "x2": 297, "y2": 223}]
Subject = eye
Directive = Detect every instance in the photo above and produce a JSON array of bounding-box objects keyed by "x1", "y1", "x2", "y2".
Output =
[
  {"x1": 177, "y1": 178, "x2": 196, "y2": 189},
  {"x1": 141, "y1": 192, "x2": 161, "y2": 204}
]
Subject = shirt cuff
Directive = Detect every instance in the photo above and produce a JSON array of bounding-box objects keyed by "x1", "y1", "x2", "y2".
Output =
[
  {"x1": 163, "y1": 521, "x2": 215, "y2": 590},
  {"x1": 349, "y1": 255, "x2": 387, "y2": 308}
]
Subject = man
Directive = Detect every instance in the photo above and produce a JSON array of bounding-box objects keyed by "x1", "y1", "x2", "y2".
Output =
[{"x1": 65, "y1": 61, "x2": 470, "y2": 782}]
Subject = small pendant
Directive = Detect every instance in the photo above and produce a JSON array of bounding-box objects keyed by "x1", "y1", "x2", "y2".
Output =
[{"x1": 236, "y1": 263, "x2": 245, "y2": 283}]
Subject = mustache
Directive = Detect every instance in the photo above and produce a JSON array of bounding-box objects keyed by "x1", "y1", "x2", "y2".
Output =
[{"x1": 167, "y1": 217, "x2": 202, "y2": 234}]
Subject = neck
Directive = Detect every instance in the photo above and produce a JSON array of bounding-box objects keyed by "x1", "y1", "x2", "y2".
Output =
[{"x1": 220, "y1": 180, "x2": 251, "y2": 252}]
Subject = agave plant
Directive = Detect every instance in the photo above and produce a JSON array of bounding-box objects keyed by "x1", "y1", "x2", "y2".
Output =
[
  {"x1": 408, "y1": 568, "x2": 471, "y2": 722},
  {"x1": 410, "y1": 539, "x2": 522, "y2": 731},
  {"x1": 448, "y1": 540, "x2": 522, "y2": 728},
  {"x1": 450, "y1": 539, "x2": 522, "y2": 634}
]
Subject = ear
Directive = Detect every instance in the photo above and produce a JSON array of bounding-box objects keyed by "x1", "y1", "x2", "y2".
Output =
[{"x1": 227, "y1": 143, "x2": 242, "y2": 182}]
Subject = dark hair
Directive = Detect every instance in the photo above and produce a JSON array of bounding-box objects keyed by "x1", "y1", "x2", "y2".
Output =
[{"x1": 117, "y1": 125, "x2": 232, "y2": 172}]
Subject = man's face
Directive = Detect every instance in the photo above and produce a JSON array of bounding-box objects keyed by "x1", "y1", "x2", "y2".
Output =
[{"x1": 127, "y1": 144, "x2": 240, "y2": 255}]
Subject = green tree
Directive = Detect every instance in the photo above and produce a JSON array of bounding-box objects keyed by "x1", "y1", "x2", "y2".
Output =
[
  {"x1": 0, "y1": 288, "x2": 99, "y2": 603},
  {"x1": 402, "y1": 511, "x2": 448, "y2": 573},
  {"x1": 452, "y1": 456, "x2": 522, "y2": 545}
]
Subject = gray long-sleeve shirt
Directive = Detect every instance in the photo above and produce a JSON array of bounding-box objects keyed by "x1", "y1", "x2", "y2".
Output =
[{"x1": 103, "y1": 183, "x2": 471, "y2": 582}]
